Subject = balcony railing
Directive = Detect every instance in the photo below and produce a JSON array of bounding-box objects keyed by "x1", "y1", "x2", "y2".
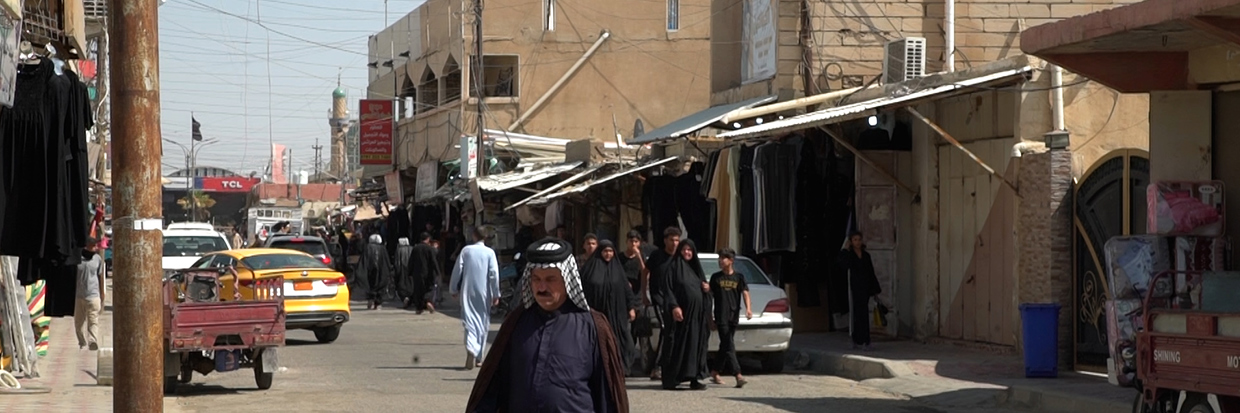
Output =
[{"x1": 84, "y1": 0, "x2": 107, "y2": 21}]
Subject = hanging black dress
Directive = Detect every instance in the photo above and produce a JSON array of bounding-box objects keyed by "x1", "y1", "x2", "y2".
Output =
[{"x1": 580, "y1": 240, "x2": 640, "y2": 375}]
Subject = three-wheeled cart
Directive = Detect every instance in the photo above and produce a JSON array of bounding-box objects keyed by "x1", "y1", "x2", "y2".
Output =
[
  {"x1": 162, "y1": 267, "x2": 285, "y2": 394},
  {"x1": 1134, "y1": 270, "x2": 1240, "y2": 413}
]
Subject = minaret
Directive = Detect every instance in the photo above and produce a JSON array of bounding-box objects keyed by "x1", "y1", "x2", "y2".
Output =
[{"x1": 329, "y1": 74, "x2": 349, "y2": 179}]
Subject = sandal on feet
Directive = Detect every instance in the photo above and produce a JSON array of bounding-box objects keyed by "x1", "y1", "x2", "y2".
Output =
[
  {"x1": 710, "y1": 376, "x2": 723, "y2": 385},
  {"x1": 735, "y1": 378, "x2": 748, "y2": 388}
]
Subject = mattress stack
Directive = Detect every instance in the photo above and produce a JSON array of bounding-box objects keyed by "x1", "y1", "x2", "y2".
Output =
[{"x1": 1103, "y1": 181, "x2": 1229, "y2": 387}]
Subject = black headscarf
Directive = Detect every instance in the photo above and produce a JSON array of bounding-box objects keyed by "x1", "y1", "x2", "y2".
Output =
[
  {"x1": 670, "y1": 239, "x2": 706, "y2": 282},
  {"x1": 582, "y1": 240, "x2": 625, "y2": 286}
]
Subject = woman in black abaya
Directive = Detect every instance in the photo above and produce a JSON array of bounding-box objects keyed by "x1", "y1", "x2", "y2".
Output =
[
  {"x1": 659, "y1": 239, "x2": 712, "y2": 390},
  {"x1": 580, "y1": 240, "x2": 641, "y2": 376}
]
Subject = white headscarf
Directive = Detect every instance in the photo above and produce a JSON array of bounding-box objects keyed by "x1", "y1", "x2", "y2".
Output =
[
  {"x1": 398, "y1": 237, "x2": 410, "y2": 246},
  {"x1": 369, "y1": 234, "x2": 383, "y2": 244}
]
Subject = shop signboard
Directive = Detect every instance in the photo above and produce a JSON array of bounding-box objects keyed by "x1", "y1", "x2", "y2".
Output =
[
  {"x1": 359, "y1": 99, "x2": 394, "y2": 165},
  {"x1": 196, "y1": 177, "x2": 260, "y2": 193},
  {"x1": 415, "y1": 161, "x2": 438, "y2": 202},
  {"x1": 460, "y1": 135, "x2": 478, "y2": 180},
  {"x1": 741, "y1": 0, "x2": 776, "y2": 84},
  {"x1": 384, "y1": 170, "x2": 403, "y2": 202}
]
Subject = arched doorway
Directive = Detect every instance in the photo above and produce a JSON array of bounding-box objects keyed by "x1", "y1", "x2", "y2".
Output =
[{"x1": 1072, "y1": 149, "x2": 1149, "y2": 371}]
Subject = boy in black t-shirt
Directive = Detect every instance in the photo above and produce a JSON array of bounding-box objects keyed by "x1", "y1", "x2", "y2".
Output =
[{"x1": 709, "y1": 248, "x2": 752, "y2": 388}]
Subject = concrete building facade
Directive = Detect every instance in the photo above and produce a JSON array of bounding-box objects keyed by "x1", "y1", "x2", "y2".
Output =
[
  {"x1": 367, "y1": 0, "x2": 712, "y2": 172},
  {"x1": 704, "y1": 0, "x2": 1155, "y2": 370}
]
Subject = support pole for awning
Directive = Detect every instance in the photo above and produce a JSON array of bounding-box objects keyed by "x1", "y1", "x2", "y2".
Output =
[
  {"x1": 906, "y1": 107, "x2": 1021, "y2": 197},
  {"x1": 508, "y1": 30, "x2": 611, "y2": 131},
  {"x1": 818, "y1": 127, "x2": 917, "y2": 196},
  {"x1": 504, "y1": 165, "x2": 603, "y2": 211}
]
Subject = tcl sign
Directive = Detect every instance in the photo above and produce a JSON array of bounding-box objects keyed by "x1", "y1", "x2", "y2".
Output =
[{"x1": 196, "y1": 177, "x2": 260, "y2": 193}]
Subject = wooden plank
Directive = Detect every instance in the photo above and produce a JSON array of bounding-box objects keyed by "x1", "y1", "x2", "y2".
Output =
[
  {"x1": 938, "y1": 146, "x2": 952, "y2": 336},
  {"x1": 998, "y1": 163, "x2": 1017, "y2": 345},
  {"x1": 962, "y1": 175, "x2": 978, "y2": 341},
  {"x1": 948, "y1": 149, "x2": 965, "y2": 339},
  {"x1": 975, "y1": 172, "x2": 994, "y2": 344},
  {"x1": 991, "y1": 182, "x2": 1008, "y2": 343}
]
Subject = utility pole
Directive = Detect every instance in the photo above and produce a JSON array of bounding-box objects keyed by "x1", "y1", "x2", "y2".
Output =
[
  {"x1": 110, "y1": 0, "x2": 164, "y2": 410},
  {"x1": 474, "y1": 0, "x2": 486, "y2": 179},
  {"x1": 313, "y1": 139, "x2": 323, "y2": 181},
  {"x1": 184, "y1": 153, "x2": 191, "y2": 220}
]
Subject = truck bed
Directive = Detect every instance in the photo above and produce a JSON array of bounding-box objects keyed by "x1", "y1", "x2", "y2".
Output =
[
  {"x1": 164, "y1": 275, "x2": 285, "y2": 352},
  {"x1": 1139, "y1": 311, "x2": 1240, "y2": 398}
]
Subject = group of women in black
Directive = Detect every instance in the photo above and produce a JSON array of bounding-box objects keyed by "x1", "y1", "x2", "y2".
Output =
[{"x1": 577, "y1": 227, "x2": 728, "y2": 391}]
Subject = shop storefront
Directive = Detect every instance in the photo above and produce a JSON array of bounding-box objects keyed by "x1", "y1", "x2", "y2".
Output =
[{"x1": 1022, "y1": 0, "x2": 1240, "y2": 373}]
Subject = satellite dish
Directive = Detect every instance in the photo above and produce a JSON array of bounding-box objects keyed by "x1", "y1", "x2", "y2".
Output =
[{"x1": 633, "y1": 119, "x2": 645, "y2": 139}]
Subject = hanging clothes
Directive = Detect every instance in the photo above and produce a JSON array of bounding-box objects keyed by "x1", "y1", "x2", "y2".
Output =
[
  {"x1": 708, "y1": 149, "x2": 735, "y2": 253},
  {"x1": 791, "y1": 137, "x2": 826, "y2": 306},
  {"x1": 738, "y1": 145, "x2": 757, "y2": 256},
  {"x1": 676, "y1": 162, "x2": 715, "y2": 252},
  {"x1": 755, "y1": 139, "x2": 800, "y2": 254},
  {"x1": 642, "y1": 175, "x2": 679, "y2": 250}
]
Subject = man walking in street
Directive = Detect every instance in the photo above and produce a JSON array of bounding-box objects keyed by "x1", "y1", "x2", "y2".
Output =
[
  {"x1": 75, "y1": 237, "x2": 105, "y2": 351},
  {"x1": 644, "y1": 226, "x2": 681, "y2": 380},
  {"x1": 450, "y1": 227, "x2": 500, "y2": 370},
  {"x1": 466, "y1": 237, "x2": 630, "y2": 412}
]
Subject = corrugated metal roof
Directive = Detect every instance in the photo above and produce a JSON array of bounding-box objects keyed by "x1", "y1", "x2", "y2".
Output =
[
  {"x1": 527, "y1": 156, "x2": 679, "y2": 205},
  {"x1": 718, "y1": 67, "x2": 1033, "y2": 140},
  {"x1": 474, "y1": 161, "x2": 583, "y2": 192},
  {"x1": 628, "y1": 96, "x2": 777, "y2": 145}
]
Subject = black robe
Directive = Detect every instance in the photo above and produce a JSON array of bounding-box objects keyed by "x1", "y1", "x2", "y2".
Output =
[
  {"x1": 354, "y1": 242, "x2": 392, "y2": 301},
  {"x1": 467, "y1": 304, "x2": 630, "y2": 413},
  {"x1": 408, "y1": 243, "x2": 440, "y2": 308},
  {"x1": 659, "y1": 240, "x2": 712, "y2": 387},
  {"x1": 581, "y1": 242, "x2": 640, "y2": 376},
  {"x1": 394, "y1": 243, "x2": 416, "y2": 301}
]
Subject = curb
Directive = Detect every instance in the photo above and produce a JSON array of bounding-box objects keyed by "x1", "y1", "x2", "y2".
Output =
[{"x1": 785, "y1": 347, "x2": 1130, "y2": 413}]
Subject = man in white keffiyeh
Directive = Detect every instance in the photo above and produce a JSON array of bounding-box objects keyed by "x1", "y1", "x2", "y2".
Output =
[{"x1": 466, "y1": 237, "x2": 631, "y2": 412}]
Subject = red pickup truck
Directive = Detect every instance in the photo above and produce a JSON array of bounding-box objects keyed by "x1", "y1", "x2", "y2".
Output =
[{"x1": 162, "y1": 268, "x2": 285, "y2": 394}]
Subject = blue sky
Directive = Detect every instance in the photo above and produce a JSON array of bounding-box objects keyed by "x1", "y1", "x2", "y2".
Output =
[{"x1": 157, "y1": 0, "x2": 424, "y2": 176}]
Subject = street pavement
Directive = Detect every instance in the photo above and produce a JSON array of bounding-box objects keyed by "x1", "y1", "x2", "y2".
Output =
[{"x1": 164, "y1": 300, "x2": 1026, "y2": 413}]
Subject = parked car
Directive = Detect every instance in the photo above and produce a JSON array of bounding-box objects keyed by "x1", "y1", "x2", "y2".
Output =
[
  {"x1": 641, "y1": 253, "x2": 793, "y2": 373},
  {"x1": 262, "y1": 234, "x2": 341, "y2": 269},
  {"x1": 161, "y1": 224, "x2": 233, "y2": 278},
  {"x1": 190, "y1": 248, "x2": 350, "y2": 344}
]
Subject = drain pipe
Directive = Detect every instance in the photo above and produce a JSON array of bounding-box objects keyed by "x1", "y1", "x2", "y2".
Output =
[
  {"x1": 1050, "y1": 64, "x2": 1065, "y2": 131},
  {"x1": 508, "y1": 30, "x2": 611, "y2": 131},
  {"x1": 945, "y1": 0, "x2": 955, "y2": 72}
]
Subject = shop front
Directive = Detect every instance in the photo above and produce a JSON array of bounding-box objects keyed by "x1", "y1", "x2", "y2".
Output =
[{"x1": 1022, "y1": 0, "x2": 1240, "y2": 373}]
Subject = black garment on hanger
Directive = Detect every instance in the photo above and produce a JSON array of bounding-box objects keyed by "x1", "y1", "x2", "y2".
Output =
[
  {"x1": 738, "y1": 145, "x2": 757, "y2": 256},
  {"x1": 1, "y1": 60, "x2": 56, "y2": 259},
  {"x1": 642, "y1": 175, "x2": 678, "y2": 250}
]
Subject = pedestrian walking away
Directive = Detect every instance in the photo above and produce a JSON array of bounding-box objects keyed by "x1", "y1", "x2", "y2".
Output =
[
  {"x1": 837, "y1": 232, "x2": 882, "y2": 350},
  {"x1": 407, "y1": 233, "x2": 441, "y2": 314},
  {"x1": 581, "y1": 239, "x2": 641, "y2": 377},
  {"x1": 466, "y1": 237, "x2": 630, "y2": 413},
  {"x1": 356, "y1": 233, "x2": 393, "y2": 310},
  {"x1": 394, "y1": 237, "x2": 417, "y2": 307},
  {"x1": 74, "y1": 237, "x2": 105, "y2": 350},
  {"x1": 659, "y1": 239, "x2": 712, "y2": 391},
  {"x1": 708, "y1": 248, "x2": 751, "y2": 388},
  {"x1": 450, "y1": 227, "x2": 500, "y2": 370}
]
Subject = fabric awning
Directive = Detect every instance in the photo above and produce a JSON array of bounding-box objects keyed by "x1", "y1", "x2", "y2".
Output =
[
  {"x1": 523, "y1": 156, "x2": 679, "y2": 206},
  {"x1": 718, "y1": 67, "x2": 1033, "y2": 140},
  {"x1": 474, "y1": 161, "x2": 583, "y2": 192},
  {"x1": 628, "y1": 96, "x2": 777, "y2": 145}
]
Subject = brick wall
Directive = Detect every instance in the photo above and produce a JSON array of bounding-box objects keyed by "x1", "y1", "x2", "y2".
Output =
[
  {"x1": 803, "y1": 0, "x2": 1141, "y2": 91},
  {"x1": 1014, "y1": 146, "x2": 1074, "y2": 364}
]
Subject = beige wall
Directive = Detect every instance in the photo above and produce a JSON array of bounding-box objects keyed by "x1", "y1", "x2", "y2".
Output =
[
  {"x1": 1149, "y1": 91, "x2": 1211, "y2": 182},
  {"x1": 372, "y1": 0, "x2": 713, "y2": 168}
]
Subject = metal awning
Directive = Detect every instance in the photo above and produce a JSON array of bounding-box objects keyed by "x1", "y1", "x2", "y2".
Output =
[
  {"x1": 1020, "y1": 0, "x2": 1240, "y2": 92},
  {"x1": 523, "y1": 156, "x2": 679, "y2": 206},
  {"x1": 474, "y1": 161, "x2": 583, "y2": 192},
  {"x1": 504, "y1": 163, "x2": 608, "y2": 211},
  {"x1": 718, "y1": 67, "x2": 1033, "y2": 140},
  {"x1": 628, "y1": 96, "x2": 777, "y2": 145}
]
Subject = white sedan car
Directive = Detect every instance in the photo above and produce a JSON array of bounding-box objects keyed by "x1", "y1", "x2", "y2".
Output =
[{"x1": 642, "y1": 253, "x2": 793, "y2": 373}]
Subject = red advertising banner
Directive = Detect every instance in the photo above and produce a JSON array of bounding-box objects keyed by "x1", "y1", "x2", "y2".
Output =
[
  {"x1": 359, "y1": 99, "x2": 394, "y2": 165},
  {"x1": 197, "y1": 177, "x2": 261, "y2": 193}
]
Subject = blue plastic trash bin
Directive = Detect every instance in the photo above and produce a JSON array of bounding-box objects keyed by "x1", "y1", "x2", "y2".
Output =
[{"x1": 1019, "y1": 303, "x2": 1061, "y2": 378}]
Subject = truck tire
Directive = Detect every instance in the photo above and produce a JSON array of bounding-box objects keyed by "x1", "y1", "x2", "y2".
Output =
[
  {"x1": 1187, "y1": 402, "x2": 1214, "y2": 413},
  {"x1": 314, "y1": 325, "x2": 342, "y2": 343},
  {"x1": 762, "y1": 352, "x2": 786, "y2": 374},
  {"x1": 254, "y1": 352, "x2": 274, "y2": 390}
]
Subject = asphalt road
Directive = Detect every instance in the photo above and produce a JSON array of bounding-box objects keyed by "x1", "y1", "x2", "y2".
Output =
[{"x1": 167, "y1": 300, "x2": 1018, "y2": 413}]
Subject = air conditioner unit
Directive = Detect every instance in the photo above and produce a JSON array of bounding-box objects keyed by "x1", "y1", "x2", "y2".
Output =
[{"x1": 883, "y1": 37, "x2": 926, "y2": 85}]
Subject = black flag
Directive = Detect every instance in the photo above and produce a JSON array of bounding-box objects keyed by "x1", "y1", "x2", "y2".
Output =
[{"x1": 192, "y1": 116, "x2": 203, "y2": 141}]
